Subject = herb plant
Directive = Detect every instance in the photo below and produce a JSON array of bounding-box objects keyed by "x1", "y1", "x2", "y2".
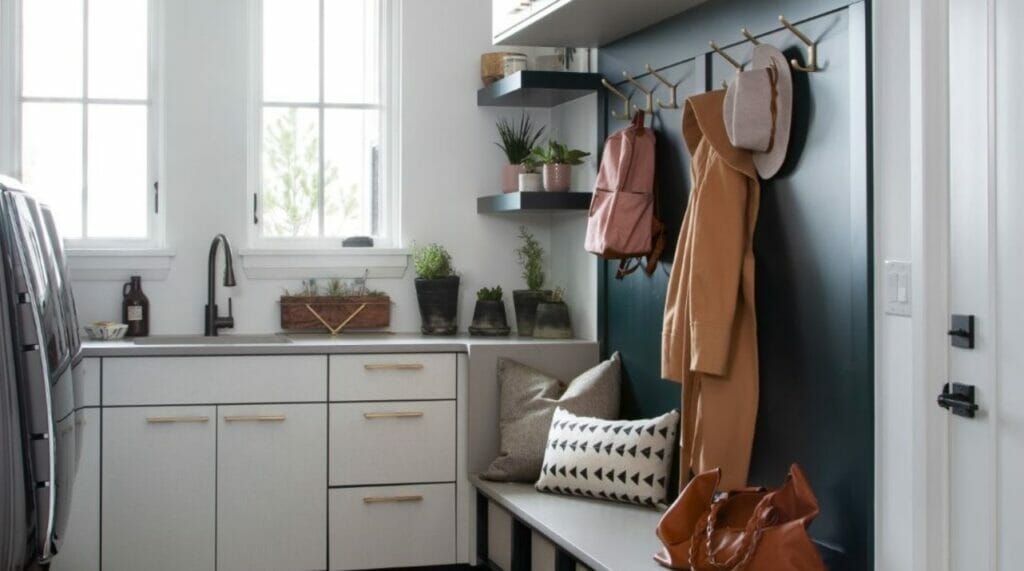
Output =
[
  {"x1": 412, "y1": 243, "x2": 455, "y2": 280},
  {"x1": 515, "y1": 227, "x2": 546, "y2": 291},
  {"x1": 530, "y1": 140, "x2": 591, "y2": 166},
  {"x1": 477, "y1": 286, "x2": 504, "y2": 301},
  {"x1": 495, "y1": 112, "x2": 546, "y2": 165}
]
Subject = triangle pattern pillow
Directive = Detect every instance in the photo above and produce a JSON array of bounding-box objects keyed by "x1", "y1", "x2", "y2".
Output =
[{"x1": 536, "y1": 407, "x2": 679, "y2": 508}]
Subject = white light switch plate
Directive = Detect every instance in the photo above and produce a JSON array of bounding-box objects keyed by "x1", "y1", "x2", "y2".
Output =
[{"x1": 884, "y1": 260, "x2": 911, "y2": 316}]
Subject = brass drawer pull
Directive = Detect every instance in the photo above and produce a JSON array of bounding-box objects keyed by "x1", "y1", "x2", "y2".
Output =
[
  {"x1": 363, "y1": 495, "x2": 423, "y2": 504},
  {"x1": 363, "y1": 412, "x2": 424, "y2": 420},
  {"x1": 223, "y1": 415, "x2": 287, "y2": 422},
  {"x1": 146, "y1": 415, "x2": 210, "y2": 424},
  {"x1": 363, "y1": 363, "x2": 425, "y2": 371}
]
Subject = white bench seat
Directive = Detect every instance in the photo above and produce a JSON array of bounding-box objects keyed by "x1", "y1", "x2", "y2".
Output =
[{"x1": 473, "y1": 476, "x2": 665, "y2": 571}]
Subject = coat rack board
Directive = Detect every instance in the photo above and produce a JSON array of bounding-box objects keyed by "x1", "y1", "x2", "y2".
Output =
[{"x1": 596, "y1": 1, "x2": 872, "y2": 570}]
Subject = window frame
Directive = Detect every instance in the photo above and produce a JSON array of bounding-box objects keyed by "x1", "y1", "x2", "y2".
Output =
[
  {"x1": 0, "y1": 0, "x2": 164, "y2": 251},
  {"x1": 247, "y1": 0, "x2": 401, "y2": 251}
]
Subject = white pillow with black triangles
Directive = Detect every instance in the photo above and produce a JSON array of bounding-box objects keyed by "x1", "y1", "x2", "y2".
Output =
[{"x1": 535, "y1": 407, "x2": 679, "y2": 508}]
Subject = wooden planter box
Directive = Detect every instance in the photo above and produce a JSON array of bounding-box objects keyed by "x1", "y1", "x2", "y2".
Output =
[{"x1": 280, "y1": 296, "x2": 391, "y2": 332}]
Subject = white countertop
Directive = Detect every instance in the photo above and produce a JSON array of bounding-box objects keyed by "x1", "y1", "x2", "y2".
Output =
[{"x1": 81, "y1": 333, "x2": 598, "y2": 357}]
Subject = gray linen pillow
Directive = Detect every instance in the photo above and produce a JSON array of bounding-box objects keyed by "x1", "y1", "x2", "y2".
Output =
[{"x1": 481, "y1": 352, "x2": 621, "y2": 482}]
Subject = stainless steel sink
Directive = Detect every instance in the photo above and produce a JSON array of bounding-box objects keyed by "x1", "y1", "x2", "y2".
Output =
[{"x1": 132, "y1": 334, "x2": 292, "y2": 345}]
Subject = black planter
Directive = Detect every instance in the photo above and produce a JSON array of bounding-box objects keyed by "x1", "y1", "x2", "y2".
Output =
[
  {"x1": 512, "y1": 289, "x2": 551, "y2": 337},
  {"x1": 533, "y1": 301, "x2": 573, "y2": 339},
  {"x1": 414, "y1": 276, "x2": 460, "y2": 335},
  {"x1": 469, "y1": 300, "x2": 511, "y2": 337}
]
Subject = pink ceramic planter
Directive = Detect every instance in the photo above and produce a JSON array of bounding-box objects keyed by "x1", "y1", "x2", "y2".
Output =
[
  {"x1": 542, "y1": 164, "x2": 572, "y2": 192},
  {"x1": 502, "y1": 164, "x2": 527, "y2": 193}
]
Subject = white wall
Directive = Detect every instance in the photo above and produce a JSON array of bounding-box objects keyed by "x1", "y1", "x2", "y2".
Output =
[{"x1": 69, "y1": 0, "x2": 598, "y2": 338}]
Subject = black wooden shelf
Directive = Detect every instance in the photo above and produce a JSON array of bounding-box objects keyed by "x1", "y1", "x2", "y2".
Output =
[
  {"x1": 477, "y1": 192, "x2": 592, "y2": 214},
  {"x1": 477, "y1": 71, "x2": 603, "y2": 108}
]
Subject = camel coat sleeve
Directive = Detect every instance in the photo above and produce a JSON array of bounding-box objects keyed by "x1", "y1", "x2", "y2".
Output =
[{"x1": 687, "y1": 157, "x2": 749, "y2": 376}]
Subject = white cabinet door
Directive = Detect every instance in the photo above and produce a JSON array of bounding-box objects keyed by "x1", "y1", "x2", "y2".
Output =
[
  {"x1": 51, "y1": 410, "x2": 98, "y2": 571},
  {"x1": 102, "y1": 406, "x2": 216, "y2": 571},
  {"x1": 217, "y1": 404, "x2": 327, "y2": 571}
]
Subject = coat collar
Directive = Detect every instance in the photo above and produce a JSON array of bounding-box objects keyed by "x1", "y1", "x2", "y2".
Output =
[{"x1": 682, "y1": 90, "x2": 758, "y2": 180}]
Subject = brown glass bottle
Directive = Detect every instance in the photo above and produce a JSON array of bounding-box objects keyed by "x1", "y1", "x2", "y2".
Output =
[{"x1": 122, "y1": 276, "x2": 150, "y2": 337}]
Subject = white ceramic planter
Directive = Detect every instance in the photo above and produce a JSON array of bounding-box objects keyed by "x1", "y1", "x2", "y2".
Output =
[{"x1": 518, "y1": 173, "x2": 543, "y2": 192}]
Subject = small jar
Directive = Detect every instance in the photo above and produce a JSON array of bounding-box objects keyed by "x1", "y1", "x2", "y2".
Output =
[{"x1": 502, "y1": 54, "x2": 528, "y2": 77}]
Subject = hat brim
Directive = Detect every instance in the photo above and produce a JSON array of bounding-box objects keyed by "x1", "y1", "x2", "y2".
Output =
[{"x1": 750, "y1": 45, "x2": 793, "y2": 179}]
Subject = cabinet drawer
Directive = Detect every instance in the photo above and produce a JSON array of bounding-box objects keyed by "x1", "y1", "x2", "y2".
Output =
[
  {"x1": 103, "y1": 356, "x2": 327, "y2": 405},
  {"x1": 329, "y1": 484, "x2": 455, "y2": 570},
  {"x1": 329, "y1": 401, "x2": 455, "y2": 486},
  {"x1": 329, "y1": 353, "x2": 455, "y2": 401}
]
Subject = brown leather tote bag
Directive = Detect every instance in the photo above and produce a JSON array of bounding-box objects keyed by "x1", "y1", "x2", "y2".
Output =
[{"x1": 654, "y1": 464, "x2": 825, "y2": 571}]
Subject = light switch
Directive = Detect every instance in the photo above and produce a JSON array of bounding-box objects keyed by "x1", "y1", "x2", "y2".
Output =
[{"x1": 885, "y1": 260, "x2": 911, "y2": 316}]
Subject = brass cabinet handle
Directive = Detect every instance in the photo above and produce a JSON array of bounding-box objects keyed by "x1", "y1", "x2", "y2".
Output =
[
  {"x1": 363, "y1": 495, "x2": 423, "y2": 504},
  {"x1": 363, "y1": 411, "x2": 424, "y2": 420},
  {"x1": 223, "y1": 415, "x2": 287, "y2": 422},
  {"x1": 146, "y1": 415, "x2": 210, "y2": 424},
  {"x1": 363, "y1": 364, "x2": 424, "y2": 371}
]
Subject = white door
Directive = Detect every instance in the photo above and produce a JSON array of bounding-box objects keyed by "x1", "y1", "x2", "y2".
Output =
[
  {"x1": 101, "y1": 406, "x2": 216, "y2": 571},
  {"x1": 944, "y1": 0, "x2": 1023, "y2": 568},
  {"x1": 216, "y1": 404, "x2": 327, "y2": 571}
]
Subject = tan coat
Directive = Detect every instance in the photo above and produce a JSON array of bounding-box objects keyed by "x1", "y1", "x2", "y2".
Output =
[{"x1": 662, "y1": 90, "x2": 760, "y2": 491}]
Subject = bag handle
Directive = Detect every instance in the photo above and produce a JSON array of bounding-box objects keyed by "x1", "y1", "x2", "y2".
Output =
[{"x1": 691, "y1": 493, "x2": 774, "y2": 571}]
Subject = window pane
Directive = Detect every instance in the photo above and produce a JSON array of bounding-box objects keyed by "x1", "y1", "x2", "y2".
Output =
[
  {"x1": 324, "y1": 0, "x2": 379, "y2": 104},
  {"x1": 22, "y1": 0, "x2": 84, "y2": 97},
  {"x1": 21, "y1": 102, "x2": 83, "y2": 239},
  {"x1": 262, "y1": 0, "x2": 319, "y2": 103},
  {"x1": 87, "y1": 104, "x2": 148, "y2": 238},
  {"x1": 88, "y1": 0, "x2": 148, "y2": 99},
  {"x1": 323, "y1": 109, "x2": 378, "y2": 237},
  {"x1": 262, "y1": 107, "x2": 320, "y2": 237}
]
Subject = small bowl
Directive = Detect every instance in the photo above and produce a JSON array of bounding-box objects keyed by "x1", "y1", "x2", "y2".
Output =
[{"x1": 83, "y1": 322, "x2": 129, "y2": 341}]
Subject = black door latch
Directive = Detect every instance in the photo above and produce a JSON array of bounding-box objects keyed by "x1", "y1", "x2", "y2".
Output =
[
  {"x1": 937, "y1": 382, "x2": 979, "y2": 418},
  {"x1": 948, "y1": 314, "x2": 975, "y2": 349}
]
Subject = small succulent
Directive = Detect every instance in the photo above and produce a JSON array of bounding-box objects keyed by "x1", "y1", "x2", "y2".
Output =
[
  {"x1": 477, "y1": 286, "x2": 504, "y2": 301},
  {"x1": 530, "y1": 140, "x2": 590, "y2": 166},
  {"x1": 412, "y1": 243, "x2": 455, "y2": 280},
  {"x1": 521, "y1": 158, "x2": 541, "y2": 174}
]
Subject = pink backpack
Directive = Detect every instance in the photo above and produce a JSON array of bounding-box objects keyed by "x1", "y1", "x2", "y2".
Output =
[{"x1": 585, "y1": 111, "x2": 665, "y2": 278}]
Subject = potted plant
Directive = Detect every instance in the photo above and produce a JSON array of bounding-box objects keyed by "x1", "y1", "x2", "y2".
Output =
[
  {"x1": 530, "y1": 140, "x2": 591, "y2": 192},
  {"x1": 469, "y1": 286, "x2": 511, "y2": 337},
  {"x1": 412, "y1": 243, "x2": 460, "y2": 335},
  {"x1": 280, "y1": 278, "x2": 391, "y2": 334},
  {"x1": 518, "y1": 159, "x2": 543, "y2": 192},
  {"x1": 495, "y1": 112, "x2": 545, "y2": 193},
  {"x1": 534, "y1": 287, "x2": 573, "y2": 339},
  {"x1": 512, "y1": 227, "x2": 551, "y2": 336}
]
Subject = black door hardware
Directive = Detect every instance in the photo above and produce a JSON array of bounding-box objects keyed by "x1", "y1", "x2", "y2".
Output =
[
  {"x1": 937, "y1": 382, "x2": 979, "y2": 418},
  {"x1": 948, "y1": 314, "x2": 975, "y2": 349}
]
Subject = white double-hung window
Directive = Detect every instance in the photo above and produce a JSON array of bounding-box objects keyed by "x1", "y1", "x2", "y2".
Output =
[
  {"x1": 0, "y1": 0, "x2": 159, "y2": 248},
  {"x1": 252, "y1": 0, "x2": 397, "y2": 249}
]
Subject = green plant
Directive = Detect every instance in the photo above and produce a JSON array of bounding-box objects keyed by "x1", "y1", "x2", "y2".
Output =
[
  {"x1": 412, "y1": 243, "x2": 455, "y2": 280},
  {"x1": 521, "y1": 158, "x2": 541, "y2": 174},
  {"x1": 530, "y1": 140, "x2": 590, "y2": 166},
  {"x1": 548, "y1": 286, "x2": 566, "y2": 303},
  {"x1": 283, "y1": 277, "x2": 387, "y2": 298},
  {"x1": 515, "y1": 226, "x2": 545, "y2": 290},
  {"x1": 495, "y1": 112, "x2": 546, "y2": 165},
  {"x1": 477, "y1": 286, "x2": 504, "y2": 301}
]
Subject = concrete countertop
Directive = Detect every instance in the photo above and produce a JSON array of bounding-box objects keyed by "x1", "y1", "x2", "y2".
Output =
[{"x1": 81, "y1": 333, "x2": 598, "y2": 357}]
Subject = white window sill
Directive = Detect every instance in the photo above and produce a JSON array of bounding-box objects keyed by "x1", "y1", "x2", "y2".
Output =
[
  {"x1": 66, "y1": 249, "x2": 176, "y2": 282},
  {"x1": 238, "y1": 248, "x2": 410, "y2": 280}
]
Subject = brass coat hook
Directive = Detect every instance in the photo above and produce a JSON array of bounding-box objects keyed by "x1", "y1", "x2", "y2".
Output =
[
  {"x1": 601, "y1": 78, "x2": 633, "y2": 120},
  {"x1": 645, "y1": 64, "x2": 679, "y2": 109},
  {"x1": 778, "y1": 15, "x2": 819, "y2": 72},
  {"x1": 741, "y1": 27, "x2": 760, "y2": 45},
  {"x1": 709, "y1": 41, "x2": 743, "y2": 71},
  {"x1": 622, "y1": 71, "x2": 654, "y2": 114}
]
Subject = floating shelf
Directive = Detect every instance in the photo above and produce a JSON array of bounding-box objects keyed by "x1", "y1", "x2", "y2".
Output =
[
  {"x1": 477, "y1": 71, "x2": 603, "y2": 108},
  {"x1": 477, "y1": 192, "x2": 592, "y2": 214}
]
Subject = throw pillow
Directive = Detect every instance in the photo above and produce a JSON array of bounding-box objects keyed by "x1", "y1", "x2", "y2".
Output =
[
  {"x1": 536, "y1": 407, "x2": 679, "y2": 507},
  {"x1": 481, "y1": 353, "x2": 621, "y2": 482}
]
